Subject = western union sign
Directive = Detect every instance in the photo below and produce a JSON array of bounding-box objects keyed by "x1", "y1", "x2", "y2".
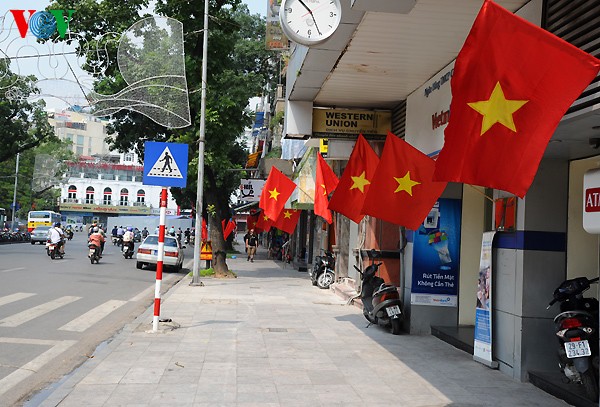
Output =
[{"x1": 312, "y1": 108, "x2": 391, "y2": 137}]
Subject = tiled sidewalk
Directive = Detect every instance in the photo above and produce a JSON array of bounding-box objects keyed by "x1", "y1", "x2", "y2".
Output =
[{"x1": 35, "y1": 252, "x2": 567, "y2": 406}]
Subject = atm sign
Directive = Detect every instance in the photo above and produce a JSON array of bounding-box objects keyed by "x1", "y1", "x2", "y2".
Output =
[{"x1": 585, "y1": 187, "x2": 600, "y2": 213}]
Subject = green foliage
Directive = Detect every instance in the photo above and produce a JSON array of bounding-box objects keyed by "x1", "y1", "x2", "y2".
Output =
[
  {"x1": 0, "y1": 60, "x2": 57, "y2": 163},
  {"x1": 0, "y1": 140, "x2": 75, "y2": 218}
]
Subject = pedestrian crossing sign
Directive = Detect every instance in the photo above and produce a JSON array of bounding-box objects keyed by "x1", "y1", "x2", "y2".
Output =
[{"x1": 143, "y1": 142, "x2": 188, "y2": 187}]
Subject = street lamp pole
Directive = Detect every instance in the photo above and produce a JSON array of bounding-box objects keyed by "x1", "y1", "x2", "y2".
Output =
[
  {"x1": 11, "y1": 153, "x2": 20, "y2": 229},
  {"x1": 191, "y1": 0, "x2": 209, "y2": 286}
]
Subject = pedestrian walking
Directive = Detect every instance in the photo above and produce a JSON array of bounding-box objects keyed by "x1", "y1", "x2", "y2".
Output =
[{"x1": 244, "y1": 228, "x2": 258, "y2": 262}]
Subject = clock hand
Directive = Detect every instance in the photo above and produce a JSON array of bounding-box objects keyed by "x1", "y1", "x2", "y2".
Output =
[
  {"x1": 297, "y1": 0, "x2": 323, "y2": 36},
  {"x1": 297, "y1": 0, "x2": 313, "y2": 15},
  {"x1": 301, "y1": 2, "x2": 327, "y2": 18}
]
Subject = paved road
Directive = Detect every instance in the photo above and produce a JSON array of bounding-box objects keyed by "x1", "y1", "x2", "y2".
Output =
[{"x1": 0, "y1": 232, "x2": 189, "y2": 406}]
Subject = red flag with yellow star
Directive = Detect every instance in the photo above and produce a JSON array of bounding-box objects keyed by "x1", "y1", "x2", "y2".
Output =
[
  {"x1": 246, "y1": 213, "x2": 260, "y2": 233},
  {"x1": 259, "y1": 167, "x2": 297, "y2": 220},
  {"x1": 328, "y1": 134, "x2": 379, "y2": 224},
  {"x1": 256, "y1": 212, "x2": 274, "y2": 231},
  {"x1": 433, "y1": 0, "x2": 600, "y2": 198},
  {"x1": 314, "y1": 153, "x2": 339, "y2": 224},
  {"x1": 362, "y1": 133, "x2": 447, "y2": 230},
  {"x1": 273, "y1": 209, "x2": 302, "y2": 234}
]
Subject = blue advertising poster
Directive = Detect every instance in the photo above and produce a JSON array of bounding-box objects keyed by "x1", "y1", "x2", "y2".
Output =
[{"x1": 410, "y1": 199, "x2": 461, "y2": 307}]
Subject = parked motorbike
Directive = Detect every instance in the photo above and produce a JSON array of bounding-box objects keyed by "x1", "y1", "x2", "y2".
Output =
[
  {"x1": 547, "y1": 276, "x2": 599, "y2": 400},
  {"x1": 88, "y1": 243, "x2": 101, "y2": 264},
  {"x1": 310, "y1": 250, "x2": 335, "y2": 289},
  {"x1": 122, "y1": 242, "x2": 134, "y2": 259},
  {"x1": 354, "y1": 250, "x2": 404, "y2": 335},
  {"x1": 46, "y1": 239, "x2": 64, "y2": 260}
]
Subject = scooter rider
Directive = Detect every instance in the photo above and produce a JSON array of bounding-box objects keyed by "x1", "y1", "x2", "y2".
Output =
[
  {"x1": 122, "y1": 226, "x2": 135, "y2": 253},
  {"x1": 48, "y1": 222, "x2": 65, "y2": 254},
  {"x1": 88, "y1": 227, "x2": 105, "y2": 258}
]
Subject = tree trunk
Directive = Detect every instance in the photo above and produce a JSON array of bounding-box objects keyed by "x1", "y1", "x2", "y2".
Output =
[{"x1": 206, "y1": 168, "x2": 236, "y2": 278}]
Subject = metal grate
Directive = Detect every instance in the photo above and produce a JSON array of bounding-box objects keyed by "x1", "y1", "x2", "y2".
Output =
[
  {"x1": 543, "y1": 0, "x2": 600, "y2": 116},
  {"x1": 391, "y1": 100, "x2": 407, "y2": 138}
]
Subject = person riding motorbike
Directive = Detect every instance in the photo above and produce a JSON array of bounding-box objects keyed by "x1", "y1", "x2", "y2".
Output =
[
  {"x1": 88, "y1": 227, "x2": 105, "y2": 258},
  {"x1": 122, "y1": 226, "x2": 135, "y2": 253},
  {"x1": 48, "y1": 222, "x2": 65, "y2": 254}
]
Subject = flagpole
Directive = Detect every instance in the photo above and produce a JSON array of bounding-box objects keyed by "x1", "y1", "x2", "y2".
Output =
[
  {"x1": 191, "y1": 0, "x2": 209, "y2": 287},
  {"x1": 466, "y1": 184, "x2": 494, "y2": 203}
]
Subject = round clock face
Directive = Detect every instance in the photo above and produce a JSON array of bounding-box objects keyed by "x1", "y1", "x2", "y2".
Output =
[{"x1": 279, "y1": 0, "x2": 342, "y2": 46}]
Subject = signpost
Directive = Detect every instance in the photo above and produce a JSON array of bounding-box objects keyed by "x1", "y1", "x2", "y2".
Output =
[{"x1": 143, "y1": 142, "x2": 188, "y2": 332}]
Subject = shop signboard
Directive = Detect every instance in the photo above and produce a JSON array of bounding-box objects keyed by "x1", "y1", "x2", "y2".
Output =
[
  {"x1": 312, "y1": 108, "x2": 391, "y2": 138},
  {"x1": 239, "y1": 179, "x2": 266, "y2": 202},
  {"x1": 583, "y1": 168, "x2": 600, "y2": 234}
]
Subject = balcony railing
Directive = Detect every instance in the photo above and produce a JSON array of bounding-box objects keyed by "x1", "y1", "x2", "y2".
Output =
[{"x1": 61, "y1": 198, "x2": 149, "y2": 208}]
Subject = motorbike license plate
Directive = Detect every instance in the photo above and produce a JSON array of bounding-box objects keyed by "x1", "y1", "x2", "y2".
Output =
[
  {"x1": 564, "y1": 340, "x2": 591, "y2": 358},
  {"x1": 386, "y1": 305, "x2": 401, "y2": 317}
]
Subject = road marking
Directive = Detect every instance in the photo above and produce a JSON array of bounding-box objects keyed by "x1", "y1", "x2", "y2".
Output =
[
  {"x1": 128, "y1": 273, "x2": 177, "y2": 302},
  {"x1": 0, "y1": 296, "x2": 81, "y2": 327},
  {"x1": 59, "y1": 299, "x2": 128, "y2": 332},
  {"x1": 0, "y1": 292, "x2": 35, "y2": 307},
  {"x1": 0, "y1": 338, "x2": 76, "y2": 398},
  {"x1": 0, "y1": 267, "x2": 25, "y2": 273}
]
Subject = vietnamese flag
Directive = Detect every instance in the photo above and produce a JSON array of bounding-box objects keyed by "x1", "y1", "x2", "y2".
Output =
[
  {"x1": 314, "y1": 153, "x2": 339, "y2": 224},
  {"x1": 246, "y1": 213, "x2": 260, "y2": 232},
  {"x1": 433, "y1": 0, "x2": 600, "y2": 198},
  {"x1": 259, "y1": 167, "x2": 297, "y2": 220},
  {"x1": 328, "y1": 135, "x2": 379, "y2": 224},
  {"x1": 256, "y1": 212, "x2": 274, "y2": 231},
  {"x1": 274, "y1": 209, "x2": 301, "y2": 234},
  {"x1": 362, "y1": 133, "x2": 447, "y2": 230}
]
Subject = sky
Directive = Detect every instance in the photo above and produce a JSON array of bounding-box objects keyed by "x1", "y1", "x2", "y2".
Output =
[{"x1": 0, "y1": 0, "x2": 267, "y2": 110}]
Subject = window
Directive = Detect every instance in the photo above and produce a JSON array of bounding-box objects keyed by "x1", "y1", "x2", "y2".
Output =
[
  {"x1": 119, "y1": 188, "x2": 129, "y2": 206},
  {"x1": 85, "y1": 187, "x2": 95, "y2": 204},
  {"x1": 124, "y1": 153, "x2": 134, "y2": 162},
  {"x1": 77, "y1": 135, "x2": 84, "y2": 146},
  {"x1": 76, "y1": 146, "x2": 83, "y2": 155},
  {"x1": 103, "y1": 187, "x2": 112, "y2": 205},
  {"x1": 136, "y1": 189, "x2": 145, "y2": 203},
  {"x1": 66, "y1": 133, "x2": 74, "y2": 142},
  {"x1": 67, "y1": 185, "x2": 77, "y2": 200}
]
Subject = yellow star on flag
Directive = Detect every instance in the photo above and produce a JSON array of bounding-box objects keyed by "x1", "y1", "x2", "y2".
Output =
[
  {"x1": 263, "y1": 215, "x2": 269, "y2": 221},
  {"x1": 283, "y1": 211, "x2": 292, "y2": 219},
  {"x1": 467, "y1": 82, "x2": 528, "y2": 135},
  {"x1": 350, "y1": 171, "x2": 371, "y2": 193},
  {"x1": 269, "y1": 188, "x2": 280, "y2": 200},
  {"x1": 321, "y1": 184, "x2": 327, "y2": 196},
  {"x1": 394, "y1": 171, "x2": 420, "y2": 196}
]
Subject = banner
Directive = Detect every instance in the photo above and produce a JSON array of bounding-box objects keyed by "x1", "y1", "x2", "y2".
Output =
[
  {"x1": 239, "y1": 179, "x2": 266, "y2": 202},
  {"x1": 410, "y1": 199, "x2": 461, "y2": 306},
  {"x1": 474, "y1": 231, "x2": 497, "y2": 368}
]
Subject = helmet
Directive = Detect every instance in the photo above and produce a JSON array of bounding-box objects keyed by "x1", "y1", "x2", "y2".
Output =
[
  {"x1": 127, "y1": 226, "x2": 133, "y2": 231},
  {"x1": 54, "y1": 222, "x2": 61, "y2": 227},
  {"x1": 93, "y1": 227, "x2": 99, "y2": 232}
]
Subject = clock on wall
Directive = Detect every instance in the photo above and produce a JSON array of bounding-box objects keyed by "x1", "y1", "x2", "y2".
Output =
[{"x1": 279, "y1": 0, "x2": 342, "y2": 46}]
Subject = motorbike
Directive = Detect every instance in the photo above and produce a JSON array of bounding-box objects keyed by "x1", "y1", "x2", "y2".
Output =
[
  {"x1": 65, "y1": 229, "x2": 74, "y2": 240},
  {"x1": 310, "y1": 250, "x2": 335, "y2": 289},
  {"x1": 547, "y1": 276, "x2": 599, "y2": 400},
  {"x1": 88, "y1": 243, "x2": 101, "y2": 264},
  {"x1": 122, "y1": 242, "x2": 134, "y2": 259},
  {"x1": 46, "y1": 239, "x2": 64, "y2": 260},
  {"x1": 354, "y1": 250, "x2": 404, "y2": 335},
  {"x1": 112, "y1": 235, "x2": 119, "y2": 246}
]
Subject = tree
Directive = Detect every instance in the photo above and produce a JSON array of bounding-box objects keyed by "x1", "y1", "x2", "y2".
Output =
[
  {"x1": 0, "y1": 140, "x2": 75, "y2": 220},
  {"x1": 0, "y1": 59, "x2": 57, "y2": 163},
  {"x1": 49, "y1": 0, "x2": 281, "y2": 276}
]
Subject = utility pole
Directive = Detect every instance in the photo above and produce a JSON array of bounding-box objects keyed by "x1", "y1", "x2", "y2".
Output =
[
  {"x1": 11, "y1": 153, "x2": 20, "y2": 229},
  {"x1": 191, "y1": 0, "x2": 209, "y2": 286}
]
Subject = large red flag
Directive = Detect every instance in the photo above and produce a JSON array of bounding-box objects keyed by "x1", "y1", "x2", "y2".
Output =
[
  {"x1": 362, "y1": 133, "x2": 447, "y2": 230},
  {"x1": 314, "y1": 153, "x2": 339, "y2": 224},
  {"x1": 246, "y1": 213, "x2": 260, "y2": 233},
  {"x1": 433, "y1": 0, "x2": 600, "y2": 198},
  {"x1": 328, "y1": 135, "x2": 379, "y2": 224},
  {"x1": 273, "y1": 209, "x2": 301, "y2": 234},
  {"x1": 259, "y1": 167, "x2": 297, "y2": 220}
]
